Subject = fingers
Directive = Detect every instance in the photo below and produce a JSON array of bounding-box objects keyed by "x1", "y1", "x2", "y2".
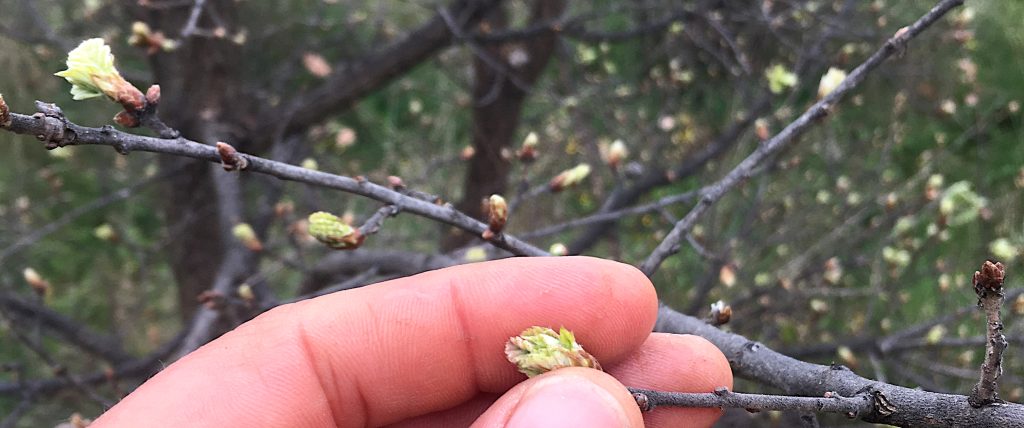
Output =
[
  {"x1": 93, "y1": 257, "x2": 658, "y2": 428},
  {"x1": 392, "y1": 332, "x2": 732, "y2": 427},
  {"x1": 606, "y1": 333, "x2": 732, "y2": 428},
  {"x1": 471, "y1": 368, "x2": 644, "y2": 428}
]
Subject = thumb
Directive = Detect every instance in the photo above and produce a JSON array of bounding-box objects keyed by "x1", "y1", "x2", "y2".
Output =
[{"x1": 472, "y1": 367, "x2": 644, "y2": 428}]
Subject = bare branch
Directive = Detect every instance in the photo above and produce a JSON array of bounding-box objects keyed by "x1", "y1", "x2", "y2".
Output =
[
  {"x1": 630, "y1": 387, "x2": 871, "y2": 417},
  {"x1": 655, "y1": 304, "x2": 1024, "y2": 425},
  {"x1": 640, "y1": 0, "x2": 966, "y2": 276},
  {"x1": 0, "y1": 107, "x2": 547, "y2": 257}
]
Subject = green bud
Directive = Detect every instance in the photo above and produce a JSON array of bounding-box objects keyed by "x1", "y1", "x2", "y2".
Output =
[
  {"x1": 765, "y1": 64, "x2": 798, "y2": 94},
  {"x1": 55, "y1": 38, "x2": 143, "y2": 108},
  {"x1": 232, "y1": 223, "x2": 263, "y2": 251},
  {"x1": 504, "y1": 326, "x2": 601, "y2": 378},
  {"x1": 308, "y1": 211, "x2": 362, "y2": 249}
]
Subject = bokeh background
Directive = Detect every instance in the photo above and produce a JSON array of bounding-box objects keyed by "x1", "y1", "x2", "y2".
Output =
[{"x1": 0, "y1": 1, "x2": 1022, "y2": 426}]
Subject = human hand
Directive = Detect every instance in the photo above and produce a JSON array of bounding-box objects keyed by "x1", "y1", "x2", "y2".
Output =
[{"x1": 93, "y1": 257, "x2": 731, "y2": 427}]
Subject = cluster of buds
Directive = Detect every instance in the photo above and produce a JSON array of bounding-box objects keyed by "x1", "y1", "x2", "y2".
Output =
[
  {"x1": 127, "y1": 21, "x2": 178, "y2": 55},
  {"x1": 216, "y1": 142, "x2": 249, "y2": 171},
  {"x1": 308, "y1": 211, "x2": 364, "y2": 250},
  {"x1": 55, "y1": 38, "x2": 163, "y2": 128},
  {"x1": 973, "y1": 260, "x2": 1005, "y2": 299},
  {"x1": 231, "y1": 223, "x2": 263, "y2": 252},
  {"x1": 516, "y1": 132, "x2": 539, "y2": 162},
  {"x1": 549, "y1": 163, "x2": 591, "y2": 192},
  {"x1": 505, "y1": 326, "x2": 602, "y2": 378},
  {"x1": 481, "y1": 194, "x2": 508, "y2": 240}
]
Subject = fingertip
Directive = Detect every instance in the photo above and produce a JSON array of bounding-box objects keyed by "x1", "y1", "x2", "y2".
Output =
[{"x1": 472, "y1": 368, "x2": 644, "y2": 428}]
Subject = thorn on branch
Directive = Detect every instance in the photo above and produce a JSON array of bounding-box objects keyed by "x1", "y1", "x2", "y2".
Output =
[{"x1": 216, "y1": 142, "x2": 249, "y2": 171}]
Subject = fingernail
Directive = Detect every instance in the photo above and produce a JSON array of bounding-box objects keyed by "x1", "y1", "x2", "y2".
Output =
[{"x1": 506, "y1": 374, "x2": 629, "y2": 428}]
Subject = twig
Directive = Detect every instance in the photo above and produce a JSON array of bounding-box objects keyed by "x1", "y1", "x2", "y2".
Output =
[
  {"x1": 629, "y1": 387, "x2": 871, "y2": 417},
  {"x1": 180, "y1": 0, "x2": 208, "y2": 38},
  {"x1": 969, "y1": 260, "x2": 1009, "y2": 407},
  {"x1": 655, "y1": 304, "x2": 1024, "y2": 425},
  {"x1": 0, "y1": 108, "x2": 548, "y2": 257},
  {"x1": 639, "y1": 0, "x2": 966, "y2": 276}
]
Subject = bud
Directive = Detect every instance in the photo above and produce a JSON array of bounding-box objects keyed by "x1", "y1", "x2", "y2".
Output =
[
  {"x1": 55, "y1": 38, "x2": 145, "y2": 110},
  {"x1": 517, "y1": 132, "x2": 539, "y2": 162},
  {"x1": 973, "y1": 260, "x2": 1005, "y2": 297},
  {"x1": 460, "y1": 145, "x2": 475, "y2": 160},
  {"x1": 754, "y1": 118, "x2": 770, "y2": 140},
  {"x1": 300, "y1": 158, "x2": 319, "y2": 171},
  {"x1": 237, "y1": 283, "x2": 255, "y2": 304},
  {"x1": 127, "y1": 21, "x2": 178, "y2": 55},
  {"x1": 484, "y1": 194, "x2": 508, "y2": 237},
  {"x1": 217, "y1": 142, "x2": 249, "y2": 171},
  {"x1": 231, "y1": 223, "x2": 263, "y2": 251},
  {"x1": 113, "y1": 109, "x2": 140, "y2": 127},
  {"x1": 549, "y1": 243, "x2": 568, "y2": 256},
  {"x1": 0, "y1": 93, "x2": 9, "y2": 127},
  {"x1": 549, "y1": 163, "x2": 591, "y2": 192},
  {"x1": 505, "y1": 326, "x2": 602, "y2": 378},
  {"x1": 145, "y1": 84, "x2": 161, "y2": 105},
  {"x1": 23, "y1": 267, "x2": 50, "y2": 297},
  {"x1": 817, "y1": 67, "x2": 847, "y2": 99},
  {"x1": 308, "y1": 211, "x2": 363, "y2": 249},
  {"x1": 603, "y1": 139, "x2": 629, "y2": 169},
  {"x1": 708, "y1": 300, "x2": 732, "y2": 326},
  {"x1": 94, "y1": 223, "x2": 118, "y2": 242},
  {"x1": 765, "y1": 64, "x2": 798, "y2": 94}
]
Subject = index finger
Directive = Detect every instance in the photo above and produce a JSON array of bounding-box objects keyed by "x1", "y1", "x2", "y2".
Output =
[{"x1": 93, "y1": 256, "x2": 659, "y2": 428}]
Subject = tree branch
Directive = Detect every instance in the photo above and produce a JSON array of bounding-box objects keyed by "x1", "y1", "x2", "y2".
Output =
[
  {"x1": 655, "y1": 304, "x2": 1024, "y2": 426},
  {"x1": 0, "y1": 107, "x2": 547, "y2": 257},
  {"x1": 640, "y1": 0, "x2": 965, "y2": 276}
]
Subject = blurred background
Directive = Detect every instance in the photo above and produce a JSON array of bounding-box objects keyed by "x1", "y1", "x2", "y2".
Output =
[{"x1": 0, "y1": 0, "x2": 1021, "y2": 426}]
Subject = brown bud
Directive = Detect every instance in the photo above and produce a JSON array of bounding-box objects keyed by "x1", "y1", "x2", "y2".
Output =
[
  {"x1": 0, "y1": 94, "x2": 9, "y2": 127},
  {"x1": 145, "y1": 84, "x2": 161, "y2": 105},
  {"x1": 113, "y1": 110, "x2": 140, "y2": 128},
  {"x1": 387, "y1": 175, "x2": 405, "y2": 189},
  {"x1": 216, "y1": 142, "x2": 249, "y2": 171},
  {"x1": 973, "y1": 260, "x2": 1005, "y2": 296}
]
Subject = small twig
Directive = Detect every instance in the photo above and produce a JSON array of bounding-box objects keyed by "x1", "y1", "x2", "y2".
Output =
[
  {"x1": 628, "y1": 387, "x2": 872, "y2": 417},
  {"x1": 180, "y1": 0, "x2": 209, "y2": 38},
  {"x1": 358, "y1": 205, "x2": 401, "y2": 238},
  {"x1": 0, "y1": 106, "x2": 547, "y2": 257},
  {"x1": 969, "y1": 260, "x2": 1009, "y2": 407}
]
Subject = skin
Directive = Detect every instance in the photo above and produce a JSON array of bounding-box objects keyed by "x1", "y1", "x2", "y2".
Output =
[{"x1": 93, "y1": 257, "x2": 731, "y2": 427}]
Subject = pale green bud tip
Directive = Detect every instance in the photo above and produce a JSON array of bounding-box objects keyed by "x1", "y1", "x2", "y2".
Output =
[
  {"x1": 232, "y1": 223, "x2": 263, "y2": 251},
  {"x1": 504, "y1": 326, "x2": 602, "y2": 377},
  {"x1": 55, "y1": 38, "x2": 125, "y2": 101},
  {"x1": 765, "y1": 64, "x2": 798, "y2": 94},
  {"x1": 308, "y1": 211, "x2": 361, "y2": 249},
  {"x1": 817, "y1": 67, "x2": 847, "y2": 99}
]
